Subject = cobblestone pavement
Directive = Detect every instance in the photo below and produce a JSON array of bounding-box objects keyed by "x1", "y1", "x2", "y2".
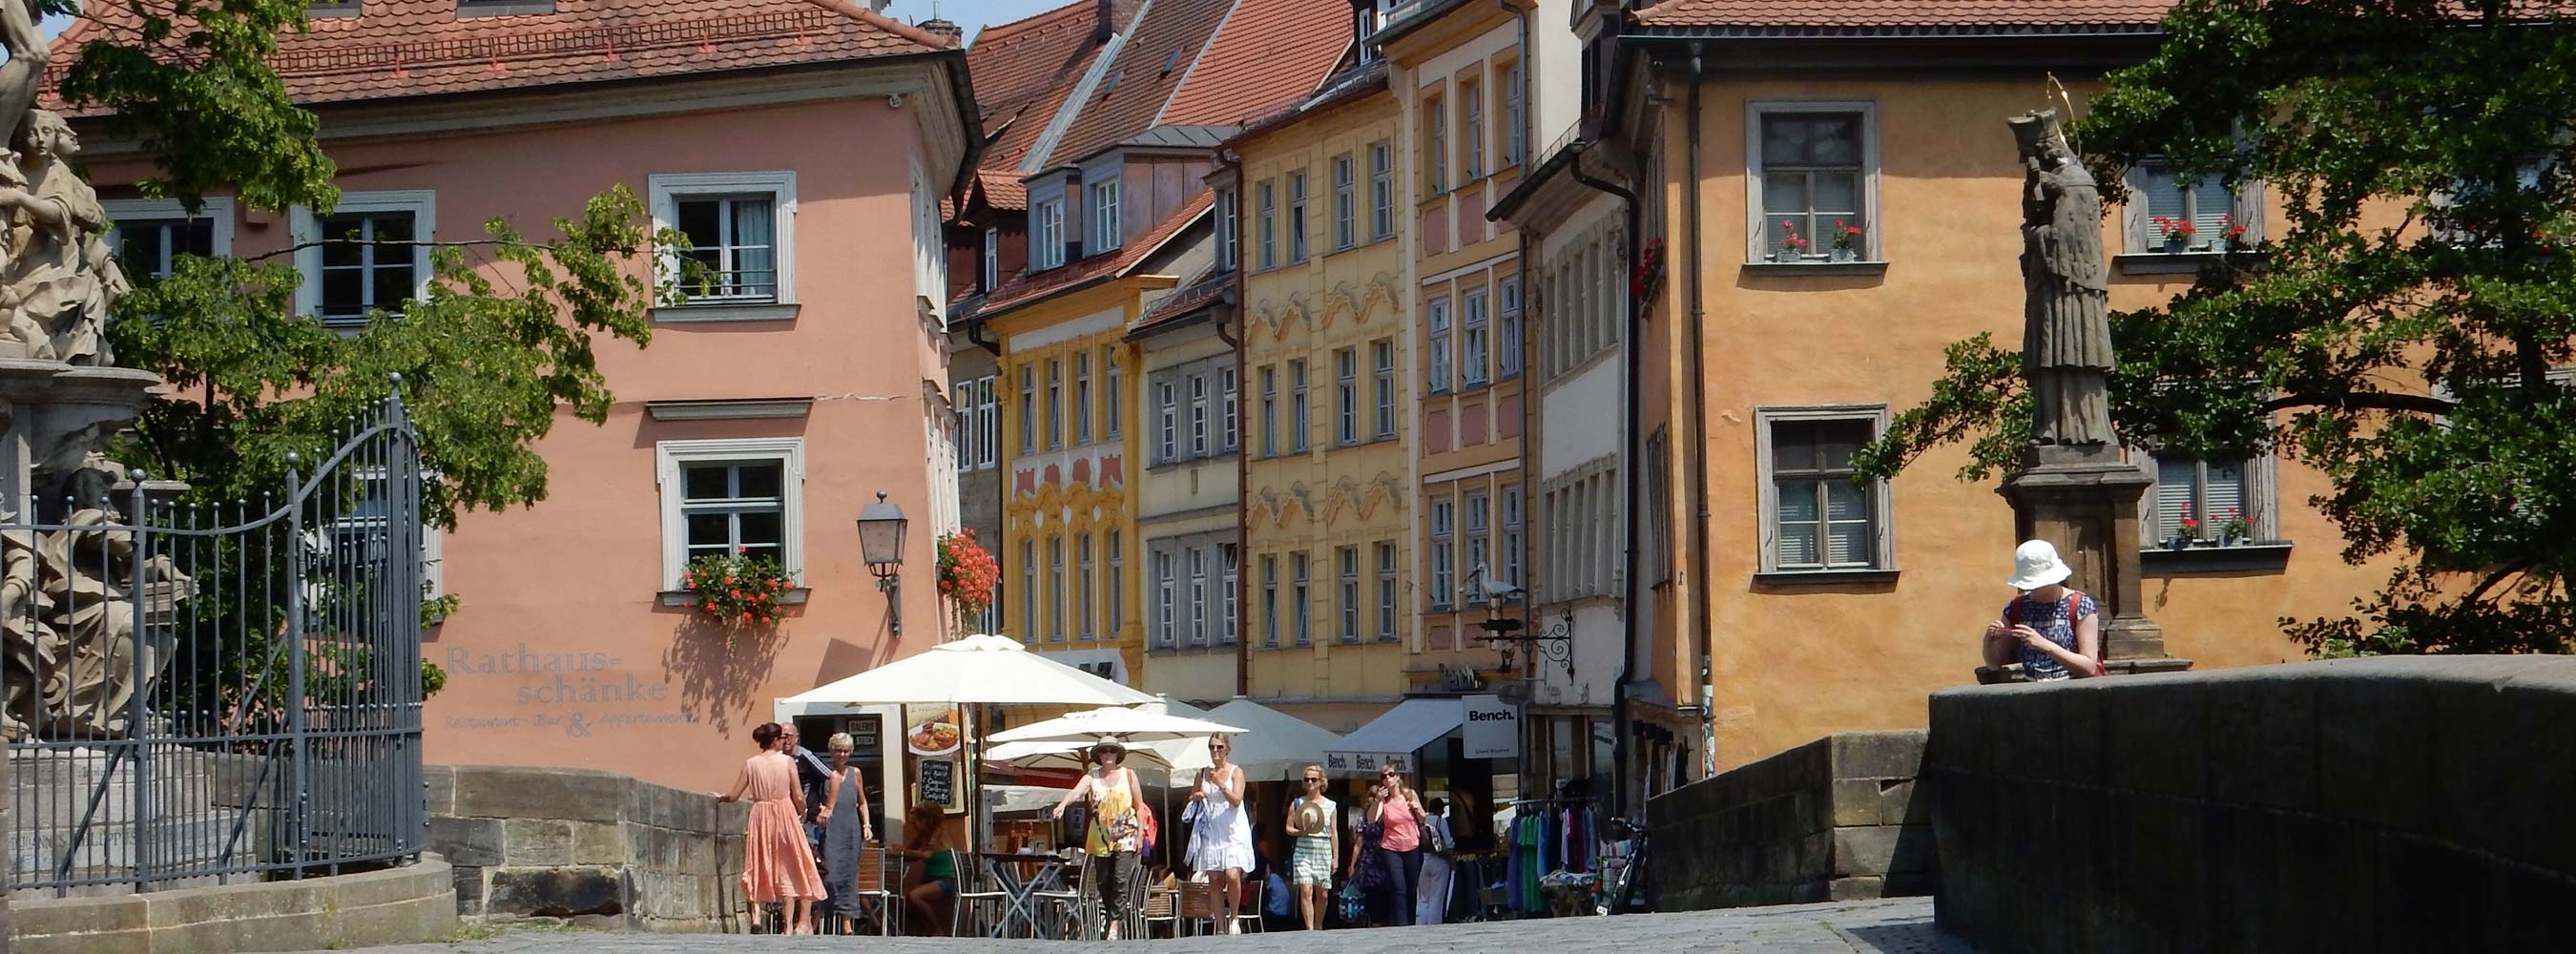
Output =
[{"x1": 325, "y1": 898, "x2": 1977, "y2": 954}]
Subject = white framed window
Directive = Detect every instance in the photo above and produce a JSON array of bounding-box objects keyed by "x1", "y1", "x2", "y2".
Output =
[
  {"x1": 107, "y1": 197, "x2": 235, "y2": 280},
  {"x1": 1501, "y1": 486, "x2": 1524, "y2": 591},
  {"x1": 1429, "y1": 496, "x2": 1454, "y2": 609},
  {"x1": 1290, "y1": 359, "x2": 1310, "y2": 452},
  {"x1": 1465, "y1": 489, "x2": 1490, "y2": 587},
  {"x1": 1755, "y1": 406, "x2": 1895, "y2": 573},
  {"x1": 1261, "y1": 554, "x2": 1280, "y2": 648},
  {"x1": 1018, "y1": 365, "x2": 1036, "y2": 453},
  {"x1": 2143, "y1": 451, "x2": 2277, "y2": 547},
  {"x1": 1021, "y1": 539, "x2": 1038, "y2": 642},
  {"x1": 1219, "y1": 544, "x2": 1239, "y2": 645},
  {"x1": 1292, "y1": 551, "x2": 1312, "y2": 646},
  {"x1": 1427, "y1": 297, "x2": 1451, "y2": 394},
  {"x1": 1462, "y1": 79, "x2": 1484, "y2": 180},
  {"x1": 1426, "y1": 93, "x2": 1447, "y2": 194},
  {"x1": 1219, "y1": 366, "x2": 1239, "y2": 452},
  {"x1": 1462, "y1": 288, "x2": 1489, "y2": 386},
  {"x1": 1157, "y1": 381, "x2": 1179, "y2": 463},
  {"x1": 1103, "y1": 346, "x2": 1123, "y2": 439},
  {"x1": 655, "y1": 438, "x2": 803, "y2": 590},
  {"x1": 1259, "y1": 365, "x2": 1278, "y2": 457},
  {"x1": 953, "y1": 375, "x2": 998, "y2": 472},
  {"x1": 1257, "y1": 180, "x2": 1278, "y2": 270},
  {"x1": 1108, "y1": 529, "x2": 1124, "y2": 634},
  {"x1": 1505, "y1": 60, "x2": 1527, "y2": 168},
  {"x1": 1746, "y1": 103, "x2": 1879, "y2": 263},
  {"x1": 2123, "y1": 162, "x2": 2263, "y2": 253},
  {"x1": 1073, "y1": 352, "x2": 1092, "y2": 445},
  {"x1": 1336, "y1": 347, "x2": 1359, "y2": 446},
  {"x1": 1333, "y1": 154, "x2": 1357, "y2": 250},
  {"x1": 1373, "y1": 340, "x2": 1396, "y2": 438},
  {"x1": 1035, "y1": 198, "x2": 1067, "y2": 269},
  {"x1": 1288, "y1": 171, "x2": 1310, "y2": 263},
  {"x1": 982, "y1": 227, "x2": 1000, "y2": 291},
  {"x1": 1186, "y1": 546, "x2": 1207, "y2": 646},
  {"x1": 1078, "y1": 532, "x2": 1097, "y2": 640},
  {"x1": 1370, "y1": 141, "x2": 1396, "y2": 239},
  {"x1": 1188, "y1": 372, "x2": 1210, "y2": 456},
  {"x1": 1049, "y1": 535, "x2": 1067, "y2": 642},
  {"x1": 647, "y1": 172, "x2": 797, "y2": 320},
  {"x1": 1153, "y1": 550, "x2": 1176, "y2": 648},
  {"x1": 1215, "y1": 186, "x2": 1240, "y2": 270},
  {"x1": 1374, "y1": 542, "x2": 1398, "y2": 642},
  {"x1": 1337, "y1": 546, "x2": 1359, "y2": 644},
  {"x1": 327, "y1": 466, "x2": 444, "y2": 606},
  {"x1": 1046, "y1": 358, "x2": 1063, "y2": 449},
  {"x1": 1498, "y1": 277, "x2": 1523, "y2": 378},
  {"x1": 294, "y1": 190, "x2": 436, "y2": 327},
  {"x1": 1091, "y1": 178, "x2": 1122, "y2": 253}
]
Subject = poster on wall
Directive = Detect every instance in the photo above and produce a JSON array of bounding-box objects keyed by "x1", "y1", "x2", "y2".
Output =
[
  {"x1": 1462, "y1": 695, "x2": 1519, "y2": 759},
  {"x1": 905, "y1": 709, "x2": 963, "y2": 757}
]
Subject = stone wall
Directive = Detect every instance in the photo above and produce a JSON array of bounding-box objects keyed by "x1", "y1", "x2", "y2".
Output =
[
  {"x1": 426, "y1": 764, "x2": 748, "y2": 932},
  {"x1": 1647, "y1": 730, "x2": 1933, "y2": 910},
  {"x1": 1927, "y1": 656, "x2": 2576, "y2": 953},
  {"x1": 9, "y1": 856, "x2": 455, "y2": 954}
]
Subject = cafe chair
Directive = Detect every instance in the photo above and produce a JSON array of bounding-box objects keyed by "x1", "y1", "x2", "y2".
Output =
[
  {"x1": 1176, "y1": 881, "x2": 1216, "y2": 938},
  {"x1": 1140, "y1": 882, "x2": 1180, "y2": 939},
  {"x1": 848, "y1": 846, "x2": 900, "y2": 937},
  {"x1": 1032, "y1": 857, "x2": 1091, "y2": 940},
  {"x1": 951, "y1": 862, "x2": 1012, "y2": 938},
  {"x1": 1231, "y1": 877, "x2": 1266, "y2": 934}
]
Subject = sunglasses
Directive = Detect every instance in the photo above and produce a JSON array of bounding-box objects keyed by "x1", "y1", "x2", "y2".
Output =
[{"x1": 1302, "y1": 777, "x2": 1323, "y2": 783}]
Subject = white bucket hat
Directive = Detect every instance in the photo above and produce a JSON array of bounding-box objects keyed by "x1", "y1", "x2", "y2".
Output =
[{"x1": 2005, "y1": 539, "x2": 2073, "y2": 591}]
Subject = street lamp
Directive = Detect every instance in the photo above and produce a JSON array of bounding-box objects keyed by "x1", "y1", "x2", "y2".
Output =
[{"x1": 857, "y1": 490, "x2": 909, "y2": 636}]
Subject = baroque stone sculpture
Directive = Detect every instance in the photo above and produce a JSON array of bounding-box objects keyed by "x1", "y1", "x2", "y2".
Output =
[
  {"x1": 2011, "y1": 109, "x2": 2116, "y2": 453},
  {"x1": 0, "y1": 0, "x2": 192, "y2": 741}
]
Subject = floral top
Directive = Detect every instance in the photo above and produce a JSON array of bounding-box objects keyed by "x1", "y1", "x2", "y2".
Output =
[
  {"x1": 2005, "y1": 591, "x2": 2097, "y2": 680},
  {"x1": 1084, "y1": 770, "x2": 1142, "y2": 857}
]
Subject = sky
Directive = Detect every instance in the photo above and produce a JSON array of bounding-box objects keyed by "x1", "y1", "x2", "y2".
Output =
[{"x1": 881, "y1": 0, "x2": 1074, "y2": 44}]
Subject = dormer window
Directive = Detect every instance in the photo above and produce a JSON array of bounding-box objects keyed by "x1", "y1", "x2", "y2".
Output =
[
  {"x1": 309, "y1": 0, "x2": 359, "y2": 16},
  {"x1": 457, "y1": 0, "x2": 556, "y2": 14},
  {"x1": 1091, "y1": 179, "x2": 1122, "y2": 254}
]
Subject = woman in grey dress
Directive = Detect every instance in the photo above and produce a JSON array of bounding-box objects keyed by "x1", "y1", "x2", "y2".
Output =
[{"x1": 815, "y1": 733, "x2": 875, "y2": 931}]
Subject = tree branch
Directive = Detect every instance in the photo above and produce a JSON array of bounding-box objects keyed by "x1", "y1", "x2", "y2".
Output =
[
  {"x1": 2462, "y1": 558, "x2": 2538, "y2": 605},
  {"x1": 2262, "y1": 391, "x2": 2455, "y2": 415}
]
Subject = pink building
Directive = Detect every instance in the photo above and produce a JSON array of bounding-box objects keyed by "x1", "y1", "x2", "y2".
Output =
[{"x1": 57, "y1": 0, "x2": 976, "y2": 790}]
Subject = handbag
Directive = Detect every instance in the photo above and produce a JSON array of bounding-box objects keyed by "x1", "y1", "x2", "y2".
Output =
[{"x1": 1422, "y1": 812, "x2": 1452, "y2": 855}]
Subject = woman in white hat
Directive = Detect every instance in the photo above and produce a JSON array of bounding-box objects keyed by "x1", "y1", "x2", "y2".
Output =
[
  {"x1": 1984, "y1": 540, "x2": 2105, "y2": 679},
  {"x1": 1049, "y1": 736, "x2": 1144, "y2": 939}
]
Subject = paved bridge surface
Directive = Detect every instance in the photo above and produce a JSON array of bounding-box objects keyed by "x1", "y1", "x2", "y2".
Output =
[{"x1": 295, "y1": 898, "x2": 1976, "y2": 953}]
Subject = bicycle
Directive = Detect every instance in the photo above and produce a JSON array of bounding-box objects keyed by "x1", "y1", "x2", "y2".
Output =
[{"x1": 1598, "y1": 818, "x2": 1651, "y2": 916}]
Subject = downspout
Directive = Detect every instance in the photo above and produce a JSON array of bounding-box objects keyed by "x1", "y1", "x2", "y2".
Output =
[
  {"x1": 1566, "y1": 150, "x2": 1638, "y2": 819},
  {"x1": 966, "y1": 319, "x2": 1003, "y2": 357},
  {"x1": 1683, "y1": 44, "x2": 1714, "y2": 778}
]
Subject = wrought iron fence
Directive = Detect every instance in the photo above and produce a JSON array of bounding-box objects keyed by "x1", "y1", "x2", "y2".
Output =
[{"x1": 5, "y1": 394, "x2": 426, "y2": 895}]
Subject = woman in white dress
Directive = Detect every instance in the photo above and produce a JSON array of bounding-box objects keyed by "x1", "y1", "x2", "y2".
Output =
[{"x1": 1186, "y1": 734, "x2": 1256, "y2": 933}]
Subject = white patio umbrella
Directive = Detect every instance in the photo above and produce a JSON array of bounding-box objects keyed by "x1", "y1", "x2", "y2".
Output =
[
  {"x1": 987, "y1": 706, "x2": 1247, "y2": 743},
  {"x1": 779, "y1": 633, "x2": 1160, "y2": 708},
  {"x1": 1205, "y1": 697, "x2": 1346, "y2": 781},
  {"x1": 985, "y1": 736, "x2": 1184, "y2": 773}
]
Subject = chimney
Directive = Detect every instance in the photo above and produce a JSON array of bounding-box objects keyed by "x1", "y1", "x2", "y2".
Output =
[
  {"x1": 1094, "y1": 0, "x2": 1115, "y2": 44},
  {"x1": 920, "y1": 17, "x2": 963, "y2": 47}
]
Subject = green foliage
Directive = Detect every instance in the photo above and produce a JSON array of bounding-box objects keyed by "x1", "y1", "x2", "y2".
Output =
[{"x1": 1859, "y1": 0, "x2": 2576, "y2": 654}]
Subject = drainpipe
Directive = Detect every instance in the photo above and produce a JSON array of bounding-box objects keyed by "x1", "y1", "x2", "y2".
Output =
[
  {"x1": 1567, "y1": 148, "x2": 1638, "y2": 819},
  {"x1": 1683, "y1": 44, "x2": 1714, "y2": 778},
  {"x1": 966, "y1": 318, "x2": 1003, "y2": 357}
]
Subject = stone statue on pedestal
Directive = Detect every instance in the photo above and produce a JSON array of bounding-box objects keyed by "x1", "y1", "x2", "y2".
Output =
[
  {"x1": 1994, "y1": 109, "x2": 2192, "y2": 681},
  {"x1": 0, "y1": 0, "x2": 193, "y2": 740}
]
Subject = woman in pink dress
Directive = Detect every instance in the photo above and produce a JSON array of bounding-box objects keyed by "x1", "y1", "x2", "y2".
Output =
[{"x1": 717, "y1": 722, "x2": 827, "y2": 933}]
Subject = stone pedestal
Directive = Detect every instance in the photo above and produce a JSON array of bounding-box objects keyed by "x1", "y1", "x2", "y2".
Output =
[{"x1": 1991, "y1": 446, "x2": 2193, "y2": 681}]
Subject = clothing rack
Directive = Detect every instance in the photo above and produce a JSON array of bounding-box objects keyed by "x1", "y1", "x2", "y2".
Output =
[{"x1": 1506, "y1": 796, "x2": 1596, "y2": 807}]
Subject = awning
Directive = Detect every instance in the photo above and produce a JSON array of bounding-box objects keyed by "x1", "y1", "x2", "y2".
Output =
[{"x1": 1324, "y1": 697, "x2": 1463, "y2": 778}]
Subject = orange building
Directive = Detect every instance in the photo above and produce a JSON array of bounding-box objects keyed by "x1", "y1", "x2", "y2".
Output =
[{"x1": 68, "y1": 1, "x2": 977, "y2": 791}]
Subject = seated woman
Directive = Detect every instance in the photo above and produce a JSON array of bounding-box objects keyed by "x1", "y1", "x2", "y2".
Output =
[{"x1": 895, "y1": 800, "x2": 957, "y2": 936}]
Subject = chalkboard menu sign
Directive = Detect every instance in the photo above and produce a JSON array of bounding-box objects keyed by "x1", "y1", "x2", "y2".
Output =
[{"x1": 917, "y1": 757, "x2": 955, "y2": 806}]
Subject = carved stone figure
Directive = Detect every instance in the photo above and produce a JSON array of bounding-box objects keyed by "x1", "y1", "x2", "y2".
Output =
[
  {"x1": 0, "y1": 109, "x2": 126, "y2": 365},
  {"x1": 2010, "y1": 109, "x2": 2116, "y2": 449}
]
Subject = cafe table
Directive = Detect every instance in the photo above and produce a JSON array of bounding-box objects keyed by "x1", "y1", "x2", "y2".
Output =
[{"x1": 972, "y1": 851, "x2": 1076, "y2": 939}]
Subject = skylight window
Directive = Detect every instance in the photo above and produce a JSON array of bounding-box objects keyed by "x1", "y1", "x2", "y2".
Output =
[{"x1": 1161, "y1": 48, "x2": 1183, "y2": 75}]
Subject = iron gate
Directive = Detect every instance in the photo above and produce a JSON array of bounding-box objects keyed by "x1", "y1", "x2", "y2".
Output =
[{"x1": 4, "y1": 393, "x2": 427, "y2": 894}]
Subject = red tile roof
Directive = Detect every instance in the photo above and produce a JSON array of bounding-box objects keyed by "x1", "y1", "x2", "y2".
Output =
[
  {"x1": 981, "y1": 190, "x2": 1213, "y2": 316},
  {"x1": 966, "y1": 0, "x2": 1131, "y2": 173},
  {"x1": 978, "y1": 169, "x2": 1029, "y2": 211},
  {"x1": 1633, "y1": 0, "x2": 2171, "y2": 31},
  {"x1": 1045, "y1": 0, "x2": 1234, "y2": 166},
  {"x1": 45, "y1": 0, "x2": 952, "y2": 109},
  {"x1": 1157, "y1": 0, "x2": 1347, "y2": 127}
]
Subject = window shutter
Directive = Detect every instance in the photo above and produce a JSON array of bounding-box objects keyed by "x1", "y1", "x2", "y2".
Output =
[
  {"x1": 2206, "y1": 459, "x2": 2248, "y2": 530},
  {"x1": 2189, "y1": 174, "x2": 2232, "y2": 248},
  {"x1": 2154, "y1": 457, "x2": 2197, "y2": 541},
  {"x1": 2121, "y1": 167, "x2": 2153, "y2": 252},
  {"x1": 2230, "y1": 179, "x2": 2266, "y2": 243}
]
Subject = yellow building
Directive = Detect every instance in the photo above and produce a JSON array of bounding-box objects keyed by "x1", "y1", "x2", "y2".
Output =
[
  {"x1": 1381, "y1": 0, "x2": 1546, "y2": 695},
  {"x1": 1231, "y1": 65, "x2": 1415, "y2": 732},
  {"x1": 1131, "y1": 239, "x2": 1242, "y2": 702},
  {"x1": 1596, "y1": 2, "x2": 2397, "y2": 793}
]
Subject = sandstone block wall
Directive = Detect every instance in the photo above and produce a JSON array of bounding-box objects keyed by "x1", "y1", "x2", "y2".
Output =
[
  {"x1": 9, "y1": 856, "x2": 455, "y2": 954},
  {"x1": 1647, "y1": 729, "x2": 1933, "y2": 911},
  {"x1": 426, "y1": 764, "x2": 748, "y2": 933},
  {"x1": 1928, "y1": 656, "x2": 2576, "y2": 953}
]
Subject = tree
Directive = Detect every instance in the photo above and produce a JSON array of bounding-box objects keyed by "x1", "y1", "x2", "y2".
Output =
[
  {"x1": 1857, "y1": 0, "x2": 2576, "y2": 655},
  {"x1": 37, "y1": 1, "x2": 684, "y2": 694}
]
